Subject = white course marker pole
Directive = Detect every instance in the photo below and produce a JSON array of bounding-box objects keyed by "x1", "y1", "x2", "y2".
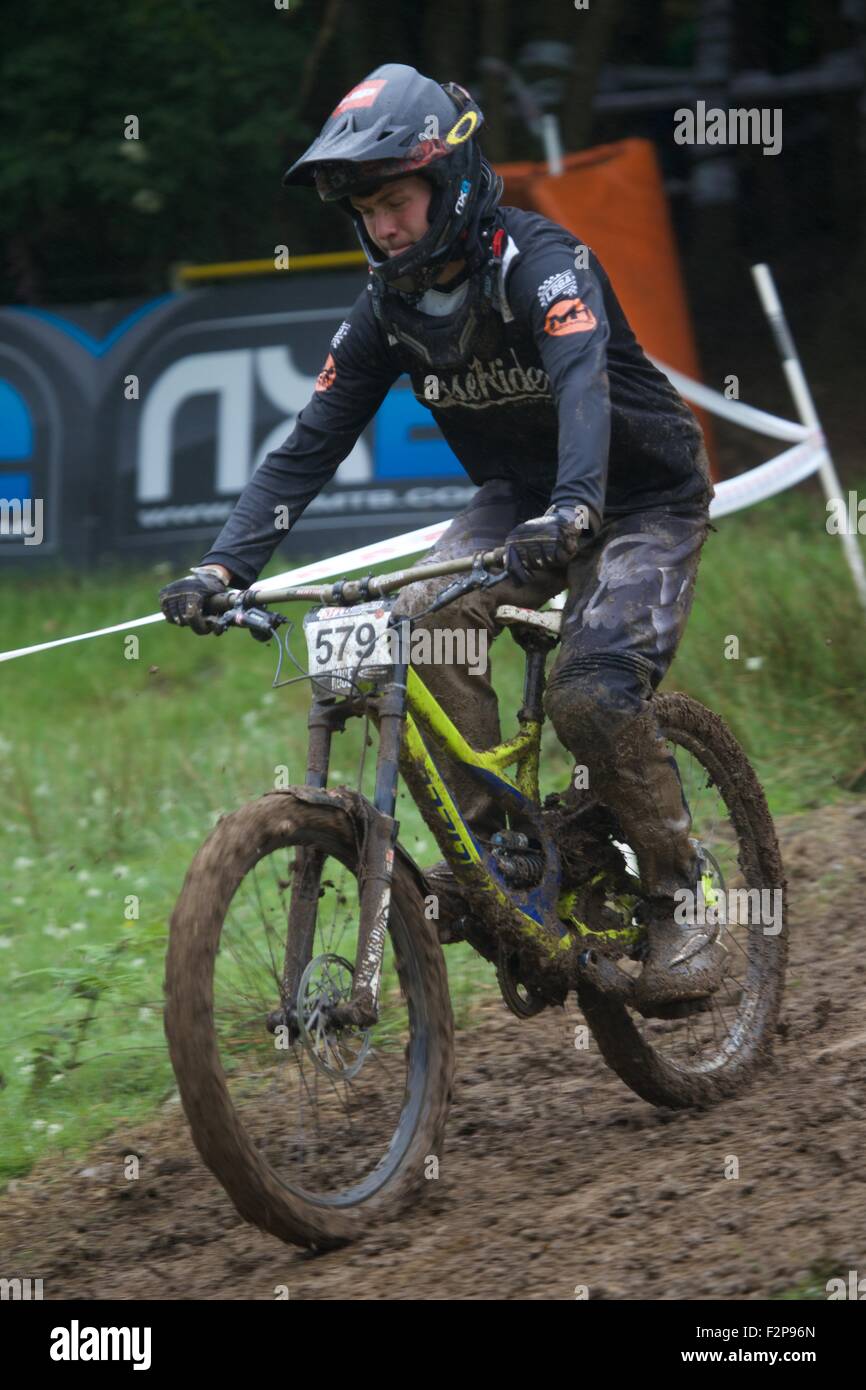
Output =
[{"x1": 751, "y1": 262, "x2": 866, "y2": 612}]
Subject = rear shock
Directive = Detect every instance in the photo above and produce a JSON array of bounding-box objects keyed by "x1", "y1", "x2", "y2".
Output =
[{"x1": 490, "y1": 830, "x2": 545, "y2": 887}]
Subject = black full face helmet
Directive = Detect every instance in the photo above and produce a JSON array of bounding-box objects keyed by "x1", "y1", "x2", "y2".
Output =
[{"x1": 282, "y1": 63, "x2": 500, "y2": 297}]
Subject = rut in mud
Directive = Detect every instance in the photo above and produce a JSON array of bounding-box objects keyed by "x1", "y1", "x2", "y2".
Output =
[{"x1": 2, "y1": 799, "x2": 865, "y2": 1300}]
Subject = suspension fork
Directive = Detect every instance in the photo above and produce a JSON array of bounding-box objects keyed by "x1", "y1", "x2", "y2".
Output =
[
  {"x1": 281, "y1": 691, "x2": 352, "y2": 1010},
  {"x1": 342, "y1": 660, "x2": 408, "y2": 1027},
  {"x1": 281, "y1": 666, "x2": 409, "y2": 1030}
]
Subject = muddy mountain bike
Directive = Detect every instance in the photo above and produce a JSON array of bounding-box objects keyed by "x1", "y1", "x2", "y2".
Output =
[{"x1": 164, "y1": 548, "x2": 787, "y2": 1250}]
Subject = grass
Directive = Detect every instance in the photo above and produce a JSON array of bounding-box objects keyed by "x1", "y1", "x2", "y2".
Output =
[
  {"x1": 771, "y1": 1261, "x2": 844, "y2": 1300},
  {"x1": 664, "y1": 485, "x2": 866, "y2": 814},
  {"x1": 0, "y1": 482, "x2": 864, "y2": 1183}
]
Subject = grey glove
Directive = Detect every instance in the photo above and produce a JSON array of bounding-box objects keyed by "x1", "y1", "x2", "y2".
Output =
[
  {"x1": 504, "y1": 505, "x2": 585, "y2": 585},
  {"x1": 159, "y1": 567, "x2": 228, "y2": 635}
]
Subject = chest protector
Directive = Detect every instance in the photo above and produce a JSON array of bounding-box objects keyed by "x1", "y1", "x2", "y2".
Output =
[{"x1": 368, "y1": 225, "x2": 512, "y2": 373}]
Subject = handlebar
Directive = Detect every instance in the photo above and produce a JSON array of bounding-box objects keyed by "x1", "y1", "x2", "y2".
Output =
[{"x1": 205, "y1": 546, "x2": 508, "y2": 619}]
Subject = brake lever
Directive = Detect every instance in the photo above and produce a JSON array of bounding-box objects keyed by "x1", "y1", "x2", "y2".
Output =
[
  {"x1": 211, "y1": 604, "x2": 287, "y2": 642},
  {"x1": 425, "y1": 551, "x2": 510, "y2": 616}
]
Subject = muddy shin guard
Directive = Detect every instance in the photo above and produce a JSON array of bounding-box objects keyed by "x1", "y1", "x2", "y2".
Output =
[{"x1": 590, "y1": 705, "x2": 699, "y2": 900}]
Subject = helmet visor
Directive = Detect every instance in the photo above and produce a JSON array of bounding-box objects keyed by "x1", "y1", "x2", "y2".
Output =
[{"x1": 312, "y1": 140, "x2": 451, "y2": 201}]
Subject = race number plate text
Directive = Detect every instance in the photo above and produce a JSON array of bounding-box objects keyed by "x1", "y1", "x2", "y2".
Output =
[{"x1": 304, "y1": 601, "x2": 394, "y2": 692}]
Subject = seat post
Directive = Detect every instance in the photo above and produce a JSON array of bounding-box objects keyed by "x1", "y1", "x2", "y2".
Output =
[
  {"x1": 515, "y1": 631, "x2": 557, "y2": 723},
  {"x1": 493, "y1": 603, "x2": 562, "y2": 726}
]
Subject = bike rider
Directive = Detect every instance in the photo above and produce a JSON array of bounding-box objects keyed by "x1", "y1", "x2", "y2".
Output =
[{"x1": 159, "y1": 63, "x2": 726, "y2": 1012}]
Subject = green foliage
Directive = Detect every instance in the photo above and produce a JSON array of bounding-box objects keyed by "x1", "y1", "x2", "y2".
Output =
[
  {"x1": 771, "y1": 1261, "x2": 840, "y2": 1300},
  {"x1": 0, "y1": 0, "x2": 318, "y2": 300},
  {"x1": 3, "y1": 0, "x2": 855, "y2": 302}
]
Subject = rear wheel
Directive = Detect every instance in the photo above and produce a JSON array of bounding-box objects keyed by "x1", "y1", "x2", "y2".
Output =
[
  {"x1": 578, "y1": 693, "x2": 787, "y2": 1108},
  {"x1": 165, "y1": 789, "x2": 454, "y2": 1248}
]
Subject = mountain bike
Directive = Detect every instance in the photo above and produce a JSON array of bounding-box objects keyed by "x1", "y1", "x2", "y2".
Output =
[{"x1": 164, "y1": 548, "x2": 787, "y2": 1250}]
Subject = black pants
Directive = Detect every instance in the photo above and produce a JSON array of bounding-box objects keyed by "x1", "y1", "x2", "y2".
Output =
[{"x1": 393, "y1": 479, "x2": 713, "y2": 898}]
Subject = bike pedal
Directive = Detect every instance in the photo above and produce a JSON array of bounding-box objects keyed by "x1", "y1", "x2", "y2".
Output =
[{"x1": 438, "y1": 915, "x2": 473, "y2": 944}]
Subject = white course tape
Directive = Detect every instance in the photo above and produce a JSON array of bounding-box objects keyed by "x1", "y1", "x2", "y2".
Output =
[
  {"x1": 249, "y1": 519, "x2": 449, "y2": 593},
  {"x1": 652, "y1": 359, "x2": 811, "y2": 443},
  {"x1": 0, "y1": 523, "x2": 453, "y2": 665},
  {"x1": 710, "y1": 438, "x2": 827, "y2": 518},
  {"x1": 0, "y1": 372, "x2": 830, "y2": 666},
  {"x1": 0, "y1": 612, "x2": 166, "y2": 664}
]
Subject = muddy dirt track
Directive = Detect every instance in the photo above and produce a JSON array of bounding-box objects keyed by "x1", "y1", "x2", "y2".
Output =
[{"x1": 2, "y1": 800, "x2": 865, "y2": 1301}]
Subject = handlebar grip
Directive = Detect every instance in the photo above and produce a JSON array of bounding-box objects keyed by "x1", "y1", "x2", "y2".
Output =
[
  {"x1": 483, "y1": 546, "x2": 507, "y2": 567},
  {"x1": 204, "y1": 588, "x2": 242, "y2": 616}
]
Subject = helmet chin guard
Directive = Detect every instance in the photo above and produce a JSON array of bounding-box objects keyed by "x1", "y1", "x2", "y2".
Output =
[
  {"x1": 347, "y1": 136, "x2": 482, "y2": 297},
  {"x1": 367, "y1": 160, "x2": 510, "y2": 372}
]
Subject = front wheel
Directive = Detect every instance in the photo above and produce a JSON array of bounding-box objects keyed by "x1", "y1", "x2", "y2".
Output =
[
  {"x1": 164, "y1": 789, "x2": 454, "y2": 1249},
  {"x1": 578, "y1": 693, "x2": 787, "y2": 1109}
]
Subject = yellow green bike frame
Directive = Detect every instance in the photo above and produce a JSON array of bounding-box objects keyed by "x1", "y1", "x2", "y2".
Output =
[{"x1": 399, "y1": 665, "x2": 640, "y2": 958}]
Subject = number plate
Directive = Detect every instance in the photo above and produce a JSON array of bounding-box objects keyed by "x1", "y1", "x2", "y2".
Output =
[{"x1": 303, "y1": 600, "x2": 395, "y2": 693}]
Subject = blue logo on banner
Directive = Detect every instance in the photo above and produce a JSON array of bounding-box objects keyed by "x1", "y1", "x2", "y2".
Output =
[
  {"x1": 0, "y1": 380, "x2": 34, "y2": 502},
  {"x1": 0, "y1": 471, "x2": 33, "y2": 503},
  {"x1": 0, "y1": 379, "x2": 34, "y2": 460},
  {"x1": 374, "y1": 379, "x2": 462, "y2": 479}
]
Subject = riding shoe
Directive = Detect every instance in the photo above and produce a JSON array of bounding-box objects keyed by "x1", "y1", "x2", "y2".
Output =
[
  {"x1": 426, "y1": 857, "x2": 728, "y2": 1011},
  {"x1": 634, "y1": 885, "x2": 727, "y2": 1013}
]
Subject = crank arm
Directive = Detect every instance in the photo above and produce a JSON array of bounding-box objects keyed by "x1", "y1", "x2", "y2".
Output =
[
  {"x1": 576, "y1": 946, "x2": 710, "y2": 1019},
  {"x1": 575, "y1": 947, "x2": 638, "y2": 1005}
]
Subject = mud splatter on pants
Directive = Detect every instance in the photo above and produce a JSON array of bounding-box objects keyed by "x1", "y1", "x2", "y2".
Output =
[{"x1": 392, "y1": 478, "x2": 713, "y2": 899}]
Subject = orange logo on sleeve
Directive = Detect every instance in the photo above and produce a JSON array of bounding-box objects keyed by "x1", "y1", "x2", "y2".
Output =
[
  {"x1": 543, "y1": 297, "x2": 597, "y2": 336},
  {"x1": 315, "y1": 353, "x2": 337, "y2": 392}
]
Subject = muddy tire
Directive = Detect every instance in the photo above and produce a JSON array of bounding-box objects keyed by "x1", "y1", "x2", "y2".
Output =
[
  {"x1": 578, "y1": 693, "x2": 787, "y2": 1109},
  {"x1": 164, "y1": 789, "x2": 454, "y2": 1249}
]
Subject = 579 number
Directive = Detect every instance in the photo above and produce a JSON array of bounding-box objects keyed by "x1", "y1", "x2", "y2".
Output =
[{"x1": 313, "y1": 621, "x2": 378, "y2": 667}]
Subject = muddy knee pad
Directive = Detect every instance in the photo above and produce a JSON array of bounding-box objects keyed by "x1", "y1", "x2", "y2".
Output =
[{"x1": 543, "y1": 652, "x2": 652, "y2": 758}]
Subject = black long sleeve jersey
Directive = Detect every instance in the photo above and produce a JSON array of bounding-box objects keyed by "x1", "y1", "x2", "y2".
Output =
[{"x1": 200, "y1": 205, "x2": 713, "y2": 585}]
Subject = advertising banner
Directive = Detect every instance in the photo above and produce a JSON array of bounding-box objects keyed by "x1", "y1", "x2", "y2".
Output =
[{"x1": 0, "y1": 271, "x2": 475, "y2": 570}]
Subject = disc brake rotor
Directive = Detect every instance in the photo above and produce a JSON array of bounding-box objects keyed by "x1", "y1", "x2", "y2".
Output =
[{"x1": 296, "y1": 953, "x2": 372, "y2": 1080}]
